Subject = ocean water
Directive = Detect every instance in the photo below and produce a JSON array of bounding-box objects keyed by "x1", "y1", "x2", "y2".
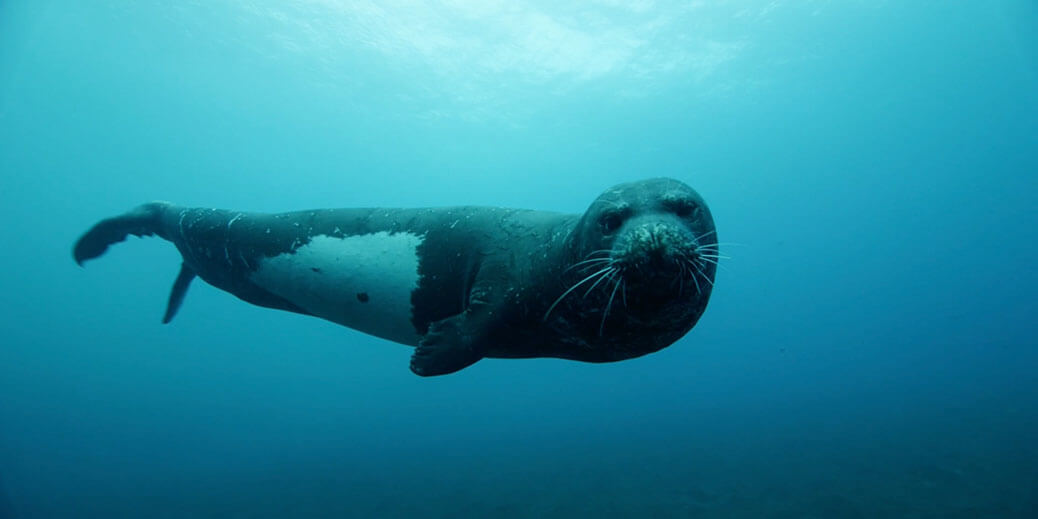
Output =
[{"x1": 1, "y1": 1, "x2": 1036, "y2": 517}]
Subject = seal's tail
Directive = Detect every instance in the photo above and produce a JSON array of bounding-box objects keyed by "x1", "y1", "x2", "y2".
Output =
[{"x1": 73, "y1": 201, "x2": 196, "y2": 323}]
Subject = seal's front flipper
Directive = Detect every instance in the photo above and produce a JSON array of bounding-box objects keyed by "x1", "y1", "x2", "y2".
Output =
[
  {"x1": 163, "y1": 262, "x2": 196, "y2": 324},
  {"x1": 410, "y1": 316, "x2": 484, "y2": 376}
]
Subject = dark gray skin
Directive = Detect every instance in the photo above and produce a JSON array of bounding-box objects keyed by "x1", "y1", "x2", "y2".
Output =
[{"x1": 73, "y1": 178, "x2": 717, "y2": 376}]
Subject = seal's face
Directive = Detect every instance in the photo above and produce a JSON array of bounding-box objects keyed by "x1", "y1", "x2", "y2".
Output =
[{"x1": 549, "y1": 178, "x2": 717, "y2": 360}]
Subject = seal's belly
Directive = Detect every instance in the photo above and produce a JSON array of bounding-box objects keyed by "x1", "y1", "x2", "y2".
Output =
[{"x1": 248, "y1": 232, "x2": 424, "y2": 346}]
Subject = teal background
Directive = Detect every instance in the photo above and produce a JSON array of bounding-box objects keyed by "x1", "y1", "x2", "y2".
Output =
[{"x1": 1, "y1": 1, "x2": 1036, "y2": 517}]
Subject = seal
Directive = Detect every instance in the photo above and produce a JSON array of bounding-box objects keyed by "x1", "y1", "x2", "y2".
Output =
[{"x1": 73, "y1": 178, "x2": 718, "y2": 376}]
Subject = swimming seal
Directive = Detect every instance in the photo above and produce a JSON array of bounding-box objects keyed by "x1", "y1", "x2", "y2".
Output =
[{"x1": 73, "y1": 178, "x2": 718, "y2": 376}]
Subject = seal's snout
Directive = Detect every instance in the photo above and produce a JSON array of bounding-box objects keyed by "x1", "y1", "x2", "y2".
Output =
[
  {"x1": 615, "y1": 220, "x2": 693, "y2": 273},
  {"x1": 605, "y1": 216, "x2": 710, "y2": 303}
]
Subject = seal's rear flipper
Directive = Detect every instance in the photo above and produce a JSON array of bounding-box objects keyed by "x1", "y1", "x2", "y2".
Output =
[
  {"x1": 73, "y1": 202, "x2": 193, "y2": 323},
  {"x1": 73, "y1": 202, "x2": 169, "y2": 265},
  {"x1": 410, "y1": 317, "x2": 483, "y2": 376},
  {"x1": 163, "y1": 263, "x2": 196, "y2": 324}
]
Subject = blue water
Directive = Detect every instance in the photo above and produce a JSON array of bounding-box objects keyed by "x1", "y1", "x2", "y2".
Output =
[{"x1": 2, "y1": 1, "x2": 1036, "y2": 517}]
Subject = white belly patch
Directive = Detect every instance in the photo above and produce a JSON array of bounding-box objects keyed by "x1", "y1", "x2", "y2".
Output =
[{"x1": 249, "y1": 232, "x2": 424, "y2": 346}]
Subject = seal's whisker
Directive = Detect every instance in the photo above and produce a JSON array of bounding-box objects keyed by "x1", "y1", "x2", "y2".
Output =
[
  {"x1": 565, "y1": 257, "x2": 612, "y2": 274},
  {"x1": 573, "y1": 257, "x2": 613, "y2": 266},
  {"x1": 694, "y1": 255, "x2": 731, "y2": 275},
  {"x1": 692, "y1": 229, "x2": 717, "y2": 243},
  {"x1": 678, "y1": 263, "x2": 685, "y2": 296},
  {"x1": 694, "y1": 246, "x2": 737, "y2": 261},
  {"x1": 583, "y1": 267, "x2": 617, "y2": 298},
  {"x1": 693, "y1": 245, "x2": 727, "y2": 253},
  {"x1": 689, "y1": 262, "x2": 705, "y2": 286},
  {"x1": 574, "y1": 263, "x2": 613, "y2": 275},
  {"x1": 669, "y1": 263, "x2": 683, "y2": 289},
  {"x1": 621, "y1": 278, "x2": 628, "y2": 308},
  {"x1": 544, "y1": 266, "x2": 614, "y2": 321},
  {"x1": 688, "y1": 260, "x2": 715, "y2": 287},
  {"x1": 694, "y1": 241, "x2": 738, "y2": 249},
  {"x1": 697, "y1": 256, "x2": 731, "y2": 271},
  {"x1": 693, "y1": 246, "x2": 725, "y2": 254},
  {"x1": 599, "y1": 274, "x2": 622, "y2": 336},
  {"x1": 686, "y1": 260, "x2": 702, "y2": 295}
]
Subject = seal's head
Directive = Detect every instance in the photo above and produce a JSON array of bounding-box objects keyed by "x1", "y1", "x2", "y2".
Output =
[{"x1": 549, "y1": 178, "x2": 717, "y2": 361}]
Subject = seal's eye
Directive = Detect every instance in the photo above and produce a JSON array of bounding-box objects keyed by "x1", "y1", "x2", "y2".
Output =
[
  {"x1": 668, "y1": 199, "x2": 697, "y2": 218},
  {"x1": 600, "y1": 212, "x2": 623, "y2": 234}
]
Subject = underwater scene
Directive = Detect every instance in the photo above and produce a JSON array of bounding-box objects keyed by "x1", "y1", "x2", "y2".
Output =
[{"x1": 1, "y1": 1, "x2": 1036, "y2": 517}]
